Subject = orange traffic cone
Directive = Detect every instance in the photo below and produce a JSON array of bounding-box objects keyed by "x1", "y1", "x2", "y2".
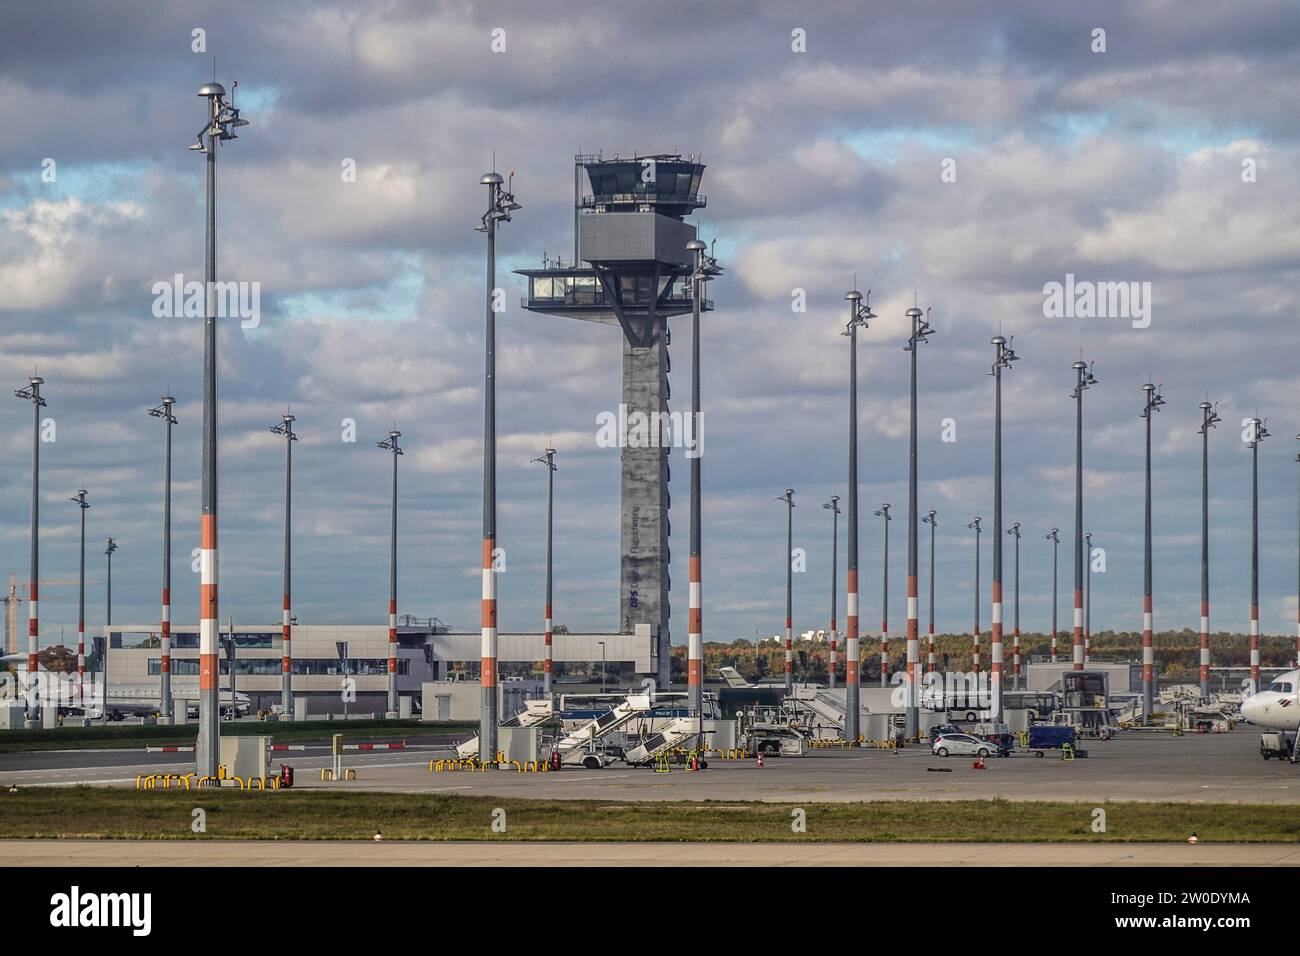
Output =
[
  {"x1": 972, "y1": 754, "x2": 986, "y2": 770},
  {"x1": 756, "y1": 752, "x2": 765, "y2": 768}
]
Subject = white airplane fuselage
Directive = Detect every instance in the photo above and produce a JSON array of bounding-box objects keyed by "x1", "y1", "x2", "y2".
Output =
[{"x1": 1240, "y1": 668, "x2": 1300, "y2": 731}]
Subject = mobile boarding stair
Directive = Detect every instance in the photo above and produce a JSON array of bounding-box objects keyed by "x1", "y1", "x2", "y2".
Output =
[
  {"x1": 454, "y1": 698, "x2": 555, "y2": 760},
  {"x1": 552, "y1": 693, "x2": 654, "y2": 768},
  {"x1": 623, "y1": 716, "x2": 705, "y2": 767},
  {"x1": 784, "y1": 685, "x2": 869, "y2": 739}
]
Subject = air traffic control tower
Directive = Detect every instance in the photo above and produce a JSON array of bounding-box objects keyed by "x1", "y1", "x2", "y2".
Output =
[{"x1": 517, "y1": 154, "x2": 712, "y2": 686}]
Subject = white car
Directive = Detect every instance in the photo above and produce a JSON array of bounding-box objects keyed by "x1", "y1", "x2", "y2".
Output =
[{"x1": 932, "y1": 732, "x2": 995, "y2": 758}]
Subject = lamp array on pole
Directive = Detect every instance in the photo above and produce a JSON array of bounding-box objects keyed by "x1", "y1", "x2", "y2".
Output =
[
  {"x1": 1046, "y1": 528, "x2": 1060, "y2": 663},
  {"x1": 1247, "y1": 417, "x2": 1270, "y2": 695},
  {"x1": 967, "y1": 516, "x2": 982, "y2": 672},
  {"x1": 990, "y1": 333, "x2": 1019, "y2": 716},
  {"x1": 14, "y1": 375, "x2": 46, "y2": 711},
  {"x1": 1070, "y1": 360, "x2": 1098, "y2": 671},
  {"x1": 477, "y1": 167, "x2": 521, "y2": 764},
  {"x1": 531, "y1": 448, "x2": 557, "y2": 696},
  {"x1": 191, "y1": 78, "x2": 249, "y2": 778},
  {"x1": 776, "y1": 489, "x2": 796, "y2": 693},
  {"x1": 1197, "y1": 401, "x2": 1221, "y2": 699},
  {"x1": 875, "y1": 502, "x2": 892, "y2": 688},
  {"x1": 1140, "y1": 382, "x2": 1165, "y2": 722},
  {"x1": 377, "y1": 429, "x2": 403, "y2": 718},
  {"x1": 921, "y1": 510, "x2": 937, "y2": 673},
  {"x1": 1085, "y1": 530, "x2": 1093, "y2": 664},
  {"x1": 104, "y1": 537, "x2": 117, "y2": 695},
  {"x1": 842, "y1": 288, "x2": 874, "y2": 744},
  {"x1": 822, "y1": 496, "x2": 841, "y2": 689},
  {"x1": 148, "y1": 396, "x2": 177, "y2": 717},
  {"x1": 904, "y1": 305, "x2": 934, "y2": 737},
  {"x1": 1008, "y1": 521, "x2": 1021, "y2": 691},
  {"x1": 70, "y1": 490, "x2": 89, "y2": 705},
  {"x1": 686, "y1": 237, "x2": 721, "y2": 719},
  {"x1": 270, "y1": 412, "x2": 298, "y2": 715}
]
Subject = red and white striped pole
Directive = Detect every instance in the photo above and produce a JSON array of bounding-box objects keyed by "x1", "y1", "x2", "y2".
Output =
[
  {"x1": 1070, "y1": 360, "x2": 1097, "y2": 672},
  {"x1": 270, "y1": 412, "x2": 296, "y2": 716},
  {"x1": 923, "y1": 510, "x2": 936, "y2": 673},
  {"x1": 193, "y1": 79, "x2": 247, "y2": 778},
  {"x1": 844, "y1": 288, "x2": 872, "y2": 743},
  {"x1": 779, "y1": 489, "x2": 795, "y2": 693},
  {"x1": 823, "y1": 497, "x2": 840, "y2": 689},
  {"x1": 876, "y1": 503, "x2": 891, "y2": 688},
  {"x1": 1010, "y1": 523, "x2": 1021, "y2": 690},
  {"x1": 534, "y1": 448, "x2": 557, "y2": 696},
  {"x1": 686, "y1": 238, "x2": 713, "y2": 720},
  {"x1": 379, "y1": 429, "x2": 402, "y2": 718},
  {"x1": 150, "y1": 396, "x2": 177, "y2": 718},
  {"x1": 1141, "y1": 384, "x2": 1164, "y2": 722},
  {"x1": 72, "y1": 489, "x2": 88, "y2": 705},
  {"x1": 1248, "y1": 417, "x2": 1269, "y2": 695},
  {"x1": 967, "y1": 517, "x2": 981, "y2": 673},
  {"x1": 14, "y1": 376, "x2": 44, "y2": 713},
  {"x1": 1198, "y1": 403, "x2": 1219, "y2": 697}
]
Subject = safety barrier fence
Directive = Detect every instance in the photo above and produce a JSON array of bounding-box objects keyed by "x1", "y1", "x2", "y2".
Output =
[{"x1": 134, "y1": 769, "x2": 283, "y2": 791}]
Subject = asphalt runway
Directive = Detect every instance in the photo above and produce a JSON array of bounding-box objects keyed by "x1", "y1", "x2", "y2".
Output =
[
  {"x1": 4, "y1": 726, "x2": 1297, "y2": 803},
  {"x1": 4, "y1": 839, "x2": 1298, "y2": 866}
]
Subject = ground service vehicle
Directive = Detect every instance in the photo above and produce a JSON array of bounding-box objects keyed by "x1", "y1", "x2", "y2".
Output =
[{"x1": 932, "y1": 733, "x2": 996, "y2": 758}]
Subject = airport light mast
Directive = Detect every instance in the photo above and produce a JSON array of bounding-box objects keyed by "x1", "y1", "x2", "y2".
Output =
[
  {"x1": 875, "y1": 503, "x2": 892, "y2": 687},
  {"x1": 270, "y1": 413, "x2": 297, "y2": 715},
  {"x1": 921, "y1": 510, "x2": 937, "y2": 672},
  {"x1": 904, "y1": 306, "x2": 934, "y2": 737},
  {"x1": 843, "y1": 288, "x2": 874, "y2": 743},
  {"x1": 1295, "y1": 434, "x2": 1300, "y2": 669},
  {"x1": 686, "y1": 237, "x2": 721, "y2": 718},
  {"x1": 1070, "y1": 360, "x2": 1098, "y2": 672},
  {"x1": 1046, "y1": 529, "x2": 1060, "y2": 663},
  {"x1": 990, "y1": 333, "x2": 1018, "y2": 715},
  {"x1": 1008, "y1": 522, "x2": 1021, "y2": 691},
  {"x1": 148, "y1": 396, "x2": 177, "y2": 717},
  {"x1": 822, "y1": 497, "x2": 841, "y2": 689},
  {"x1": 378, "y1": 429, "x2": 403, "y2": 718},
  {"x1": 532, "y1": 448, "x2": 557, "y2": 696},
  {"x1": 967, "y1": 517, "x2": 982, "y2": 672},
  {"x1": 1197, "y1": 402, "x2": 1221, "y2": 698},
  {"x1": 777, "y1": 489, "x2": 796, "y2": 693},
  {"x1": 1140, "y1": 383, "x2": 1165, "y2": 723},
  {"x1": 71, "y1": 490, "x2": 89, "y2": 705},
  {"x1": 14, "y1": 375, "x2": 45, "y2": 714},
  {"x1": 104, "y1": 538, "x2": 117, "y2": 693},
  {"x1": 1247, "y1": 417, "x2": 1270, "y2": 695},
  {"x1": 478, "y1": 168, "x2": 521, "y2": 763},
  {"x1": 1085, "y1": 530, "x2": 1093, "y2": 664},
  {"x1": 189, "y1": 79, "x2": 249, "y2": 778}
]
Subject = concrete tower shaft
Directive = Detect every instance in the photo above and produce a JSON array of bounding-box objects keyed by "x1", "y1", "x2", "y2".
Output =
[{"x1": 518, "y1": 154, "x2": 712, "y2": 686}]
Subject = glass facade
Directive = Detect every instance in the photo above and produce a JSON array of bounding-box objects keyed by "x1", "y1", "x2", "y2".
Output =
[
  {"x1": 528, "y1": 274, "x2": 689, "y2": 307},
  {"x1": 148, "y1": 658, "x2": 410, "y2": 677}
]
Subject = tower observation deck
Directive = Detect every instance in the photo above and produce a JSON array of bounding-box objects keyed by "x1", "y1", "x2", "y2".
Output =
[{"x1": 517, "y1": 154, "x2": 714, "y2": 686}]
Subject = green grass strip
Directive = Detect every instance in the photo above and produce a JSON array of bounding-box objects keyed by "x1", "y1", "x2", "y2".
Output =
[{"x1": 2, "y1": 789, "x2": 1297, "y2": 843}]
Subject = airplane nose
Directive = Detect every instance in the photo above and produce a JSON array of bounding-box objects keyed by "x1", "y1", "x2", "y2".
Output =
[{"x1": 1241, "y1": 697, "x2": 1263, "y2": 724}]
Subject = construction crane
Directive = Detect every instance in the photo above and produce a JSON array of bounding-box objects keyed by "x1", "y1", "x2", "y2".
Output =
[{"x1": 4, "y1": 573, "x2": 84, "y2": 655}]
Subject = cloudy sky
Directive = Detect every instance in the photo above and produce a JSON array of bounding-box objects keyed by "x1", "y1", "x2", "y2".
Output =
[{"x1": 1, "y1": 0, "x2": 1297, "y2": 653}]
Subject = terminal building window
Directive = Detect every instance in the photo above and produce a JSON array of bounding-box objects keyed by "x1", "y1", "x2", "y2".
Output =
[{"x1": 148, "y1": 659, "x2": 200, "y2": 676}]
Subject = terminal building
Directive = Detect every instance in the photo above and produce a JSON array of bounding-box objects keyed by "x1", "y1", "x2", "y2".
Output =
[{"x1": 104, "y1": 622, "x2": 656, "y2": 715}]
